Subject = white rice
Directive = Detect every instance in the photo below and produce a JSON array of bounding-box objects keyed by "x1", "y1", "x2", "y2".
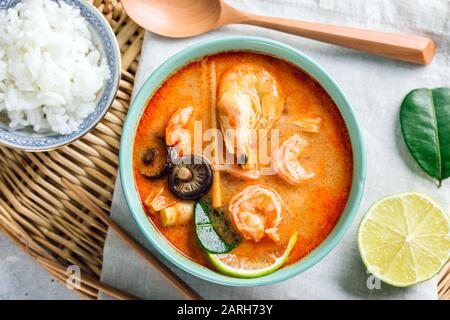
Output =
[{"x1": 0, "y1": 0, "x2": 109, "y2": 135}]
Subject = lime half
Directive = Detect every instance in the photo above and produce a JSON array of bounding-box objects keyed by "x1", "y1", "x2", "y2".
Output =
[
  {"x1": 209, "y1": 232, "x2": 297, "y2": 278},
  {"x1": 358, "y1": 192, "x2": 450, "y2": 287}
]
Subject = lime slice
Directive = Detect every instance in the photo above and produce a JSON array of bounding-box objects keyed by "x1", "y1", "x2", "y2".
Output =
[
  {"x1": 209, "y1": 232, "x2": 297, "y2": 278},
  {"x1": 358, "y1": 192, "x2": 450, "y2": 287}
]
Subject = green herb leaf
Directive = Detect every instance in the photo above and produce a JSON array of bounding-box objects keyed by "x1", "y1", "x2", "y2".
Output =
[
  {"x1": 194, "y1": 200, "x2": 241, "y2": 254},
  {"x1": 400, "y1": 88, "x2": 450, "y2": 186}
]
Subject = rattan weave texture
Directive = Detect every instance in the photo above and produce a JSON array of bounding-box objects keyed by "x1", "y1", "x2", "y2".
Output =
[{"x1": 0, "y1": 0, "x2": 142, "y2": 299}]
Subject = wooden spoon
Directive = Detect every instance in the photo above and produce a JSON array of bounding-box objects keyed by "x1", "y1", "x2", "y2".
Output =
[{"x1": 122, "y1": 0, "x2": 435, "y2": 64}]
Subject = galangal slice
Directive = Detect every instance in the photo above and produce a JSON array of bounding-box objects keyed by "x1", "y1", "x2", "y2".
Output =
[{"x1": 165, "y1": 106, "x2": 193, "y2": 157}]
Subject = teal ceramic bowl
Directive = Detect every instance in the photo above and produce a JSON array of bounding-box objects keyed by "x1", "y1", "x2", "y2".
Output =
[{"x1": 120, "y1": 36, "x2": 366, "y2": 287}]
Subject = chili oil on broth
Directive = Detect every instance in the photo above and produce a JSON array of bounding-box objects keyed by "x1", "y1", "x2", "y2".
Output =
[{"x1": 133, "y1": 51, "x2": 353, "y2": 269}]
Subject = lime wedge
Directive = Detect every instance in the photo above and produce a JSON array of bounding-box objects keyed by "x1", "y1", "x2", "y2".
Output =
[
  {"x1": 358, "y1": 192, "x2": 450, "y2": 287},
  {"x1": 209, "y1": 232, "x2": 297, "y2": 278}
]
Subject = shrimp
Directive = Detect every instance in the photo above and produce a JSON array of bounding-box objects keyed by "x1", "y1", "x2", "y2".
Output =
[
  {"x1": 275, "y1": 134, "x2": 315, "y2": 184},
  {"x1": 165, "y1": 106, "x2": 193, "y2": 157},
  {"x1": 220, "y1": 149, "x2": 261, "y2": 180},
  {"x1": 229, "y1": 185, "x2": 283, "y2": 242},
  {"x1": 217, "y1": 63, "x2": 284, "y2": 171}
]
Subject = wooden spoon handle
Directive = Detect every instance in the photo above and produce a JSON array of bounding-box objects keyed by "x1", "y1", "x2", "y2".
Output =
[{"x1": 244, "y1": 15, "x2": 435, "y2": 64}]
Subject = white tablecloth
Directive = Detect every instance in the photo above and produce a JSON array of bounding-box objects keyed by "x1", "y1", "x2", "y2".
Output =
[{"x1": 99, "y1": 0, "x2": 450, "y2": 299}]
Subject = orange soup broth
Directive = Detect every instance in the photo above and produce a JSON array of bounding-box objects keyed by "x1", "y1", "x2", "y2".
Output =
[{"x1": 133, "y1": 52, "x2": 353, "y2": 268}]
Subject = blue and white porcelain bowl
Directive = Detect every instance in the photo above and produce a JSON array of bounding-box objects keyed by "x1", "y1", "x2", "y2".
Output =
[{"x1": 0, "y1": 0, "x2": 120, "y2": 151}]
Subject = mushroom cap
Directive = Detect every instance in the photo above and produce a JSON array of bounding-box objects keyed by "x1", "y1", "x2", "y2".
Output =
[
  {"x1": 137, "y1": 136, "x2": 172, "y2": 180},
  {"x1": 168, "y1": 155, "x2": 213, "y2": 200}
]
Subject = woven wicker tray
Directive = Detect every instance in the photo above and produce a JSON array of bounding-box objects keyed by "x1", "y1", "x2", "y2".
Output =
[{"x1": 0, "y1": 0, "x2": 448, "y2": 300}]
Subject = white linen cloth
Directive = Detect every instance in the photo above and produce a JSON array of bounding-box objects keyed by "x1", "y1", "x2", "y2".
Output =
[{"x1": 99, "y1": 0, "x2": 450, "y2": 300}]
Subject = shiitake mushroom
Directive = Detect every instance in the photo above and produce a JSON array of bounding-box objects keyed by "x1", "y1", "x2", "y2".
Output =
[
  {"x1": 168, "y1": 154, "x2": 213, "y2": 200},
  {"x1": 137, "y1": 135, "x2": 171, "y2": 180}
]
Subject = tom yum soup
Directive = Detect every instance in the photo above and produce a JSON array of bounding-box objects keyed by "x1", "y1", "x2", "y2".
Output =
[{"x1": 133, "y1": 52, "x2": 353, "y2": 278}]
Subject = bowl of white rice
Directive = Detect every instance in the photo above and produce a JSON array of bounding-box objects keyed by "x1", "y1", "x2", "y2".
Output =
[{"x1": 0, "y1": 0, "x2": 120, "y2": 151}]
